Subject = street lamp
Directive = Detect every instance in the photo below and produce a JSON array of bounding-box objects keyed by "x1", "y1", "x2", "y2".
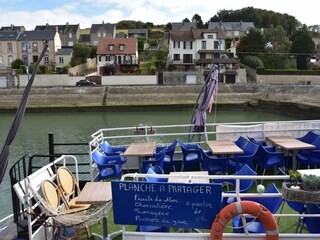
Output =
[{"x1": 25, "y1": 40, "x2": 30, "y2": 81}]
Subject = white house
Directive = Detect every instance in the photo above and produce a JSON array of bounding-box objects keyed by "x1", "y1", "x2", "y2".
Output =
[{"x1": 168, "y1": 28, "x2": 226, "y2": 71}]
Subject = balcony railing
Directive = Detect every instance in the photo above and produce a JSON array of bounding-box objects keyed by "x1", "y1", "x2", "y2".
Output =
[{"x1": 170, "y1": 59, "x2": 195, "y2": 65}]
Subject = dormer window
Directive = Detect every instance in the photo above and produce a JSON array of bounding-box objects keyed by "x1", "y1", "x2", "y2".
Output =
[
  {"x1": 32, "y1": 42, "x2": 38, "y2": 52},
  {"x1": 119, "y1": 44, "x2": 125, "y2": 51},
  {"x1": 108, "y1": 44, "x2": 114, "y2": 51}
]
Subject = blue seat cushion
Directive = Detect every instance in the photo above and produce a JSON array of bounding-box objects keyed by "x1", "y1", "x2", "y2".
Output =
[{"x1": 186, "y1": 153, "x2": 199, "y2": 161}]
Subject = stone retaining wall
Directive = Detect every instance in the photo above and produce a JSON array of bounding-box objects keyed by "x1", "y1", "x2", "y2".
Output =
[{"x1": 0, "y1": 84, "x2": 319, "y2": 118}]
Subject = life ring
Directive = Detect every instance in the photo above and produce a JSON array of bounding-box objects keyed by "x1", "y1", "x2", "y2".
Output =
[{"x1": 210, "y1": 200, "x2": 279, "y2": 240}]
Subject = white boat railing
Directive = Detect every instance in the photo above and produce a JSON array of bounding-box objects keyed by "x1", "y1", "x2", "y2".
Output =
[
  {"x1": 114, "y1": 172, "x2": 320, "y2": 240},
  {"x1": 91, "y1": 120, "x2": 320, "y2": 146},
  {"x1": 89, "y1": 120, "x2": 320, "y2": 179}
]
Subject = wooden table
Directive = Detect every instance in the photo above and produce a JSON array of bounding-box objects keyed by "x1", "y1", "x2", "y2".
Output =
[
  {"x1": 266, "y1": 136, "x2": 315, "y2": 171},
  {"x1": 168, "y1": 171, "x2": 209, "y2": 183},
  {"x1": 76, "y1": 182, "x2": 112, "y2": 204},
  {"x1": 122, "y1": 142, "x2": 157, "y2": 172},
  {"x1": 206, "y1": 140, "x2": 244, "y2": 155},
  {"x1": 76, "y1": 182, "x2": 112, "y2": 240}
]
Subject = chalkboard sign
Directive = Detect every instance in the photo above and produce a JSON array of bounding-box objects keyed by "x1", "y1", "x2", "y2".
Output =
[{"x1": 111, "y1": 181, "x2": 222, "y2": 229}]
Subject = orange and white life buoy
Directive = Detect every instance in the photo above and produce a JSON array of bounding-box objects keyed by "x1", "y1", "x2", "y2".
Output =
[{"x1": 210, "y1": 200, "x2": 279, "y2": 240}]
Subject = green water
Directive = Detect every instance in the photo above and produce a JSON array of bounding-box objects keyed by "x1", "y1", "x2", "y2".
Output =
[{"x1": 0, "y1": 110, "x2": 298, "y2": 219}]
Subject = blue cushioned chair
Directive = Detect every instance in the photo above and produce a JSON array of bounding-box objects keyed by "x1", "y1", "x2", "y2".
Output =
[
  {"x1": 200, "y1": 149, "x2": 228, "y2": 175},
  {"x1": 154, "y1": 139, "x2": 178, "y2": 172},
  {"x1": 163, "y1": 139, "x2": 178, "y2": 172},
  {"x1": 145, "y1": 167, "x2": 168, "y2": 183},
  {"x1": 177, "y1": 138, "x2": 202, "y2": 171},
  {"x1": 234, "y1": 136, "x2": 249, "y2": 148},
  {"x1": 247, "y1": 136, "x2": 275, "y2": 152},
  {"x1": 232, "y1": 183, "x2": 283, "y2": 233},
  {"x1": 99, "y1": 141, "x2": 128, "y2": 171},
  {"x1": 255, "y1": 145, "x2": 285, "y2": 180},
  {"x1": 141, "y1": 147, "x2": 166, "y2": 174},
  {"x1": 297, "y1": 136, "x2": 320, "y2": 169},
  {"x1": 300, "y1": 204, "x2": 320, "y2": 233},
  {"x1": 297, "y1": 131, "x2": 320, "y2": 144},
  {"x1": 228, "y1": 141, "x2": 259, "y2": 172},
  {"x1": 91, "y1": 150, "x2": 123, "y2": 181},
  {"x1": 214, "y1": 164, "x2": 257, "y2": 207},
  {"x1": 297, "y1": 134, "x2": 320, "y2": 158}
]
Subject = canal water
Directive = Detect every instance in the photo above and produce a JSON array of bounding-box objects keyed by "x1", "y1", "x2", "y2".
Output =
[{"x1": 0, "y1": 110, "x2": 299, "y2": 220}]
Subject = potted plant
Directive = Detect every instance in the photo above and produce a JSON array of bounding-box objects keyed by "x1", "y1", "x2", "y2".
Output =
[
  {"x1": 288, "y1": 169, "x2": 302, "y2": 189},
  {"x1": 282, "y1": 171, "x2": 320, "y2": 204},
  {"x1": 301, "y1": 174, "x2": 320, "y2": 191}
]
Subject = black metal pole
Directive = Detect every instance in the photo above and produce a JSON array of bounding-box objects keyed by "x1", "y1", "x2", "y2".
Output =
[{"x1": 48, "y1": 133, "x2": 55, "y2": 163}]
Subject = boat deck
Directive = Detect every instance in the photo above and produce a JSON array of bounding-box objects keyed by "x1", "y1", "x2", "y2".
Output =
[{"x1": 0, "y1": 222, "x2": 17, "y2": 240}]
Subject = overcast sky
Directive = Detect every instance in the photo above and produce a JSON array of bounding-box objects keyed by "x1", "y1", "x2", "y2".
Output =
[{"x1": 0, "y1": 0, "x2": 318, "y2": 30}]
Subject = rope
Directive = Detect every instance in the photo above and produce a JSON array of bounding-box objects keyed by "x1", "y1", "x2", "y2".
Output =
[
  {"x1": 28, "y1": 184, "x2": 112, "y2": 227},
  {"x1": 217, "y1": 205, "x2": 263, "y2": 229}
]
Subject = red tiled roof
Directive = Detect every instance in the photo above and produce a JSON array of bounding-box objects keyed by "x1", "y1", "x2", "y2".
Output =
[{"x1": 97, "y1": 38, "x2": 137, "y2": 55}]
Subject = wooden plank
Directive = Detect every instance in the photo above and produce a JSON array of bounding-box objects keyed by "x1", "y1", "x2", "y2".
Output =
[
  {"x1": 206, "y1": 141, "x2": 244, "y2": 155},
  {"x1": 76, "y1": 182, "x2": 112, "y2": 204},
  {"x1": 265, "y1": 136, "x2": 294, "y2": 143},
  {"x1": 266, "y1": 136, "x2": 315, "y2": 150},
  {"x1": 206, "y1": 140, "x2": 235, "y2": 146},
  {"x1": 122, "y1": 142, "x2": 157, "y2": 157}
]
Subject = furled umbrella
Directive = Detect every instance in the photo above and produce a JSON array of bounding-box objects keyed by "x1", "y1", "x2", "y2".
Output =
[
  {"x1": 0, "y1": 40, "x2": 49, "y2": 184},
  {"x1": 189, "y1": 66, "x2": 219, "y2": 140}
]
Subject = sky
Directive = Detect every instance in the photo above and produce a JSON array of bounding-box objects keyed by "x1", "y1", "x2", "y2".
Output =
[{"x1": 0, "y1": 0, "x2": 319, "y2": 30}]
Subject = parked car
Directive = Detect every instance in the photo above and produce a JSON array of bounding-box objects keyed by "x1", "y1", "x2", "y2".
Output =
[{"x1": 76, "y1": 79, "x2": 96, "y2": 86}]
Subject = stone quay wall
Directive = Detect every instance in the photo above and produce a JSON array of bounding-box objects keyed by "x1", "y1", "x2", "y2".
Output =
[{"x1": 0, "y1": 84, "x2": 319, "y2": 119}]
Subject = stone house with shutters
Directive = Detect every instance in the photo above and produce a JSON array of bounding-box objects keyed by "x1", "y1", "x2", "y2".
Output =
[
  {"x1": 0, "y1": 31, "x2": 20, "y2": 67},
  {"x1": 90, "y1": 23, "x2": 116, "y2": 46},
  {"x1": 16, "y1": 30, "x2": 61, "y2": 68},
  {"x1": 35, "y1": 23, "x2": 80, "y2": 47},
  {"x1": 55, "y1": 48, "x2": 73, "y2": 71},
  {"x1": 208, "y1": 21, "x2": 255, "y2": 39}
]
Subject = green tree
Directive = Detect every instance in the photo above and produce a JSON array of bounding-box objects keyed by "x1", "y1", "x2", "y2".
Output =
[
  {"x1": 192, "y1": 14, "x2": 204, "y2": 28},
  {"x1": 89, "y1": 46, "x2": 97, "y2": 59},
  {"x1": 210, "y1": 7, "x2": 300, "y2": 37},
  {"x1": 263, "y1": 25, "x2": 291, "y2": 69},
  {"x1": 165, "y1": 22, "x2": 172, "y2": 31},
  {"x1": 117, "y1": 20, "x2": 138, "y2": 29},
  {"x1": 182, "y1": 18, "x2": 190, "y2": 23},
  {"x1": 144, "y1": 22, "x2": 154, "y2": 29},
  {"x1": 154, "y1": 47, "x2": 168, "y2": 71},
  {"x1": 242, "y1": 55, "x2": 264, "y2": 69},
  {"x1": 236, "y1": 28, "x2": 265, "y2": 62},
  {"x1": 71, "y1": 44, "x2": 91, "y2": 66},
  {"x1": 137, "y1": 38, "x2": 145, "y2": 51},
  {"x1": 290, "y1": 26, "x2": 315, "y2": 69},
  {"x1": 11, "y1": 59, "x2": 24, "y2": 69}
]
